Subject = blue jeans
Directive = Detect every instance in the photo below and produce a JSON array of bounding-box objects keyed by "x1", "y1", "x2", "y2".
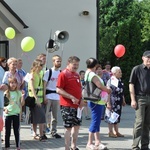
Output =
[
  {"x1": 132, "y1": 96, "x2": 150, "y2": 150},
  {"x1": 88, "y1": 102, "x2": 103, "y2": 132}
]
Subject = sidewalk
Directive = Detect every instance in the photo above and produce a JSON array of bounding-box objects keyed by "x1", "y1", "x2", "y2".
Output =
[{"x1": 2, "y1": 105, "x2": 135, "y2": 150}]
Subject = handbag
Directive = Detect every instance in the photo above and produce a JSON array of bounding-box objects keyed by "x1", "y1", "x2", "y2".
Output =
[
  {"x1": 4, "y1": 94, "x2": 9, "y2": 106},
  {"x1": 82, "y1": 72, "x2": 101, "y2": 101},
  {"x1": 25, "y1": 78, "x2": 41, "y2": 108},
  {"x1": 25, "y1": 96, "x2": 36, "y2": 108}
]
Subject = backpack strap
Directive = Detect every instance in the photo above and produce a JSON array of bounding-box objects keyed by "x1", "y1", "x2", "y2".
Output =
[
  {"x1": 48, "y1": 69, "x2": 61, "y2": 82},
  {"x1": 48, "y1": 68, "x2": 52, "y2": 82}
]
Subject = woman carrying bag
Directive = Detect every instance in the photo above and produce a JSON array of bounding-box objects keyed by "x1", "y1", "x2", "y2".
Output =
[
  {"x1": 28, "y1": 59, "x2": 46, "y2": 141},
  {"x1": 85, "y1": 58, "x2": 111, "y2": 150}
]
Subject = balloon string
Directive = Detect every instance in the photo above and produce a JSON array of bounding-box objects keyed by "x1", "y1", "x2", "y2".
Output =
[{"x1": 21, "y1": 52, "x2": 31, "y2": 63}]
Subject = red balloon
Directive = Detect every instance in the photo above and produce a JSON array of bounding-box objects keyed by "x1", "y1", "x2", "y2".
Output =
[
  {"x1": 114, "y1": 44, "x2": 126, "y2": 58},
  {"x1": 0, "y1": 116, "x2": 3, "y2": 131}
]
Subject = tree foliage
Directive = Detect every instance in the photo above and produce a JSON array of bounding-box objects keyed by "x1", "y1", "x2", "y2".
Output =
[{"x1": 98, "y1": 0, "x2": 150, "y2": 103}]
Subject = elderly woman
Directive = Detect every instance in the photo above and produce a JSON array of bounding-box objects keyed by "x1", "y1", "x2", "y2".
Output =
[
  {"x1": 2, "y1": 57, "x2": 24, "y2": 90},
  {"x1": 105, "y1": 66, "x2": 126, "y2": 138},
  {"x1": 85, "y1": 58, "x2": 111, "y2": 150}
]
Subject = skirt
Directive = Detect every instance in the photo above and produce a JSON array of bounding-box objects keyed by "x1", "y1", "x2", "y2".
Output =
[{"x1": 31, "y1": 104, "x2": 46, "y2": 124}]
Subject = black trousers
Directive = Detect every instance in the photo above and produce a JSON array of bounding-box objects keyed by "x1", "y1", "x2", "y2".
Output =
[{"x1": 5, "y1": 114, "x2": 20, "y2": 148}]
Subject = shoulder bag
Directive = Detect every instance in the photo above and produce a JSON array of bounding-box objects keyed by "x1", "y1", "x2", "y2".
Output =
[
  {"x1": 25, "y1": 78, "x2": 41, "y2": 108},
  {"x1": 82, "y1": 72, "x2": 101, "y2": 101}
]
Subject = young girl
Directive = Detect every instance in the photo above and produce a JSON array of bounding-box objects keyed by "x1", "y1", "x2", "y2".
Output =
[{"x1": 4, "y1": 77, "x2": 24, "y2": 150}]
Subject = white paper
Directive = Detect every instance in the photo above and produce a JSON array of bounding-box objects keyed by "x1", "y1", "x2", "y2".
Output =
[
  {"x1": 108, "y1": 112, "x2": 119, "y2": 123},
  {"x1": 23, "y1": 73, "x2": 32, "y2": 83},
  {"x1": 105, "y1": 108, "x2": 111, "y2": 118},
  {"x1": 77, "y1": 107, "x2": 84, "y2": 119},
  {"x1": 110, "y1": 76, "x2": 119, "y2": 87}
]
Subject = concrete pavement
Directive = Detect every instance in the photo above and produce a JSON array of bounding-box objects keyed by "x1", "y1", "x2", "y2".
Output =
[{"x1": 2, "y1": 105, "x2": 136, "y2": 150}]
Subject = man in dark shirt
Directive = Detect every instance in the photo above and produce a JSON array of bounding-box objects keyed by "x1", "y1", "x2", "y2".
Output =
[{"x1": 129, "y1": 50, "x2": 150, "y2": 150}]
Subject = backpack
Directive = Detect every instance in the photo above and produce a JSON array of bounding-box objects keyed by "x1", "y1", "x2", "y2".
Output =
[{"x1": 47, "y1": 68, "x2": 61, "y2": 82}]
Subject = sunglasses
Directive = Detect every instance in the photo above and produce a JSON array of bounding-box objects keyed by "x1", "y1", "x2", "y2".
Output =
[{"x1": 2, "y1": 61, "x2": 7, "y2": 63}]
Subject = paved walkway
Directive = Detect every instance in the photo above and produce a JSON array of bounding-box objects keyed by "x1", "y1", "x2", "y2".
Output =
[{"x1": 2, "y1": 105, "x2": 135, "y2": 150}]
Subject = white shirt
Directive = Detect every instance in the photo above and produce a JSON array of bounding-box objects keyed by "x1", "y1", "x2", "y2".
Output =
[{"x1": 43, "y1": 68, "x2": 60, "y2": 100}]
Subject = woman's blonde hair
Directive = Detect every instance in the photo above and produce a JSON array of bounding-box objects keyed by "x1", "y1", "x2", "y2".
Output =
[
  {"x1": 7, "y1": 57, "x2": 17, "y2": 66},
  {"x1": 5, "y1": 77, "x2": 18, "y2": 99},
  {"x1": 30, "y1": 59, "x2": 43, "y2": 73}
]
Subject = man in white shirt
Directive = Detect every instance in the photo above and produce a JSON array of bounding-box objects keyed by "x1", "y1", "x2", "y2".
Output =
[{"x1": 43, "y1": 55, "x2": 62, "y2": 138}]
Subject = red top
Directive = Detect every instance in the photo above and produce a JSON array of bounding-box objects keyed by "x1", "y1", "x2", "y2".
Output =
[{"x1": 57, "y1": 68, "x2": 82, "y2": 108}]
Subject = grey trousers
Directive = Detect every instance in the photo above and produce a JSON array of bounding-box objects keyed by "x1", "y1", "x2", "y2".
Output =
[
  {"x1": 132, "y1": 96, "x2": 150, "y2": 150},
  {"x1": 45, "y1": 100, "x2": 59, "y2": 134}
]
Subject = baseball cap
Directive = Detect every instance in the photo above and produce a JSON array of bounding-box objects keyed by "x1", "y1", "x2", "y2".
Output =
[{"x1": 143, "y1": 51, "x2": 150, "y2": 57}]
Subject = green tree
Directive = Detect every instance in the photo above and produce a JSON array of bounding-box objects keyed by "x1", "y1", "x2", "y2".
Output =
[
  {"x1": 139, "y1": 0, "x2": 150, "y2": 50},
  {"x1": 99, "y1": 0, "x2": 142, "y2": 103}
]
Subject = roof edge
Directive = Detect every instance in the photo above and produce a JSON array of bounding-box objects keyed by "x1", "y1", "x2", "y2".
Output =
[{"x1": 0, "y1": 0, "x2": 28, "y2": 28}]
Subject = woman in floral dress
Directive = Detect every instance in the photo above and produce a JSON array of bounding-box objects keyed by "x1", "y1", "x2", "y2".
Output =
[{"x1": 105, "y1": 66, "x2": 126, "y2": 138}]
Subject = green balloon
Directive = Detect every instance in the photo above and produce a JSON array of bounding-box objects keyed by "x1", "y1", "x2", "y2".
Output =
[
  {"x1": 5, "y1": 27, "x2": 15, "y2": 39},
  {"x1": 21, "y1": 36, "x2": 35, "y2": 52}
]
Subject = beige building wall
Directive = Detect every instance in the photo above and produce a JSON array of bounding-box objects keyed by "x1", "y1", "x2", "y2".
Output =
[{"x1": 3, "y1": 0, "x2": 97, "y2": 72}]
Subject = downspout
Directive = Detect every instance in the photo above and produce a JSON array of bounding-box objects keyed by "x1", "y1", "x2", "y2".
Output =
[{"x1": 96, "y1": 0, "x2": 100, "y2": 59}]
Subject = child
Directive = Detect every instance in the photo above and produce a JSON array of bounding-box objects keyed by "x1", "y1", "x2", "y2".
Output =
[{"x1": 3, "y1": 77, "x2": 25, "y2": 150}]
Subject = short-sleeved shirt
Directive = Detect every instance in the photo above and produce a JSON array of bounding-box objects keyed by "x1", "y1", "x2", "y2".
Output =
[
  {"x1": 43, "y1": 68, "x2": 60, "y2": 100},
  {"x1": 18, "y1": 68, "x2": 28, "y2": 98},
  {"x1": 5, "y1": 91, "x2": 22, "y2": 116},
  {"x1": 57, "y1": 68, "x2": 82, "y2": 108},
  {"x1": 102, "y1": 70, "x2": 110, "y2": 85},
  {"x1": 2, "y1": 70, "x2": 23, "y2": 90},
  {"x1": 129, "y1": 64, "x2": 150, "y2": 95}
]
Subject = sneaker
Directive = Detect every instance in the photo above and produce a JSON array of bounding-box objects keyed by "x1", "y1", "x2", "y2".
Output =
[
  {"x1": 39, "y1": 136, "x2": 46, "y2": 142},
  {"x1": 46, "y1": 127, "x2": 50, "y2": 134},
  {"x1": 70, "y1": 147, "x2": 79, "y2": 150},
  {"x1": 85, "y1": 116, "x2": 91, "y2": 120},
  {"x1": 97, "y1": 143, "x2": 107, "y2": 150},
  {"x1": 21, "y1": 112, "x2": 26, "y2": 122},
  {"x1": 52, "y1": 133, "x2": 61, "y2": 138},
  {"x1": 86, "y1": 144, "x2": 95, "y2": 150}
]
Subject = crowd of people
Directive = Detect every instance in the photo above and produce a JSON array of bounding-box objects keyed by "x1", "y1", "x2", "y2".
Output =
[{"x1": 0, "y1": 51, "x2": 150, "y2": 150}]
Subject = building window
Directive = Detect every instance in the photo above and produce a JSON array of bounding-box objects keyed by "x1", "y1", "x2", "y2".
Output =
[{"x1": 0, "y1": 41, "x2": 9, "y2": 59}]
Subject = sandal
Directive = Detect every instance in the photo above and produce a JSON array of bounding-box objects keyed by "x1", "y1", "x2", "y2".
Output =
[
  {"x1": 115, "y1": 132, "x2": 124, "y2": 137},
  {"x1": 86, "y1": 144, "x2": 95, "y2": 150},
  {"x1": 108, "y1": 132, "x2": 117, "y2": 138},
  {"x1": 33, "y1": 134, "x2": 40, "y2": 140}
]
